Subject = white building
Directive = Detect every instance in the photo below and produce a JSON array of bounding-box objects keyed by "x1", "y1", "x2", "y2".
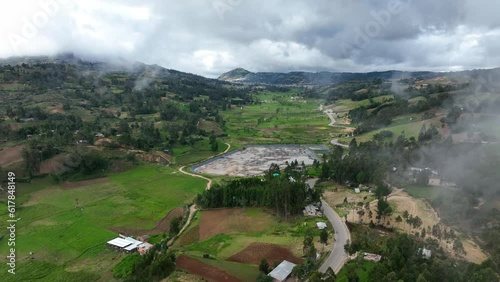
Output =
[
  {"x1": 268, "y1": 260, "x2": 296, "y2": 282},
  {"x1": 316, "y1": 222, "x2": 327, "y2": 229}
]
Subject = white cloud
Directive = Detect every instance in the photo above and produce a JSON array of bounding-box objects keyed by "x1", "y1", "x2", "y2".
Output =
[{"x1": 0, "y1": 0, "x2": 499, "y2": 77}]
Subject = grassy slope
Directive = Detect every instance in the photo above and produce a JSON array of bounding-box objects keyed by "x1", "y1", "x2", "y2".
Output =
[{"x1": 0, "y1": 165, "x2": 205, "y2": 281}]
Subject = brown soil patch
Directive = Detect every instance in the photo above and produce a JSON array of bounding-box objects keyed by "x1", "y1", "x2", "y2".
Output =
[
  {"x1": 228, "y1": 242, "x2": 302, "y2": 265},
  {"x1": 110, "y1": 207, "x2": 185, "y2": 236},
  {"x1": 176, "y1": 255, "x2": 239, "y2": 282},
  {"x1": 40, "y1": 154, "x2": 70, "y2": 174},
  {"x1": 60, "y1": 177, "x2": 111, "y2": 189},
  {"x1": 179, "y1": 225, "x2": 200, "y2": 246},
  {"x1": 0, "y1": 145, "x2": 24, "y2": 166},
  {"x1": 94, "y1": 138, "x2": 116, "y2": 146},
  {"x1": 199, "y1": 208, "x2": 274, "y2": 241},
  {"x1": 49, "y1": 108, "x2": 64, "y2": 114}
]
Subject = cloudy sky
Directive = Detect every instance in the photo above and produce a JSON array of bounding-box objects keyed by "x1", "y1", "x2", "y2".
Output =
[{"x1": 1, "y1": 0, "x2": 500, "y2": 77}]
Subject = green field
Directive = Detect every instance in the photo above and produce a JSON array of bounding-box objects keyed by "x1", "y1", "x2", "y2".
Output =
[
  {"x1": 404, "y1": 185, "x2": 442, "y2": 201},
  {"x1": 173, "y1": 140, "x2": 229, "y2": 165},
  {"x1": 329, "y1": 95, "x2": 394, "y2": 113},
  {"x1": 336, "y1": 260, "x2": 377, "y2": 282},
  {"x1": 221, "y1": 89, "x2": 339, "y2": 146},
  {"x1": 0, "y1": 165, "x2": 206, "y2": 281},
  {"x1": 340, "y1": 117, "x2": 439, "y2": 143}
]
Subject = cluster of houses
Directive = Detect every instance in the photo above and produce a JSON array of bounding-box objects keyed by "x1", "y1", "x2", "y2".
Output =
[{"x1": 107, "y1": 235, "x2": 153, "y2": 255}]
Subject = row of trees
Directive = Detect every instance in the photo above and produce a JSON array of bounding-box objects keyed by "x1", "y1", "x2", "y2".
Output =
[{"x1": 196, "y1": 163, "x2": 320, "y2": 220}]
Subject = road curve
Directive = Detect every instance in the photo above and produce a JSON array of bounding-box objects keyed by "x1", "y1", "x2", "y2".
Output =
[
  {"x1": 319, "y1": 199, "x2": 351, "y2": 274},
  {"x1": 170, "y1": 142, "x2": 232, "y2": 245},
  {"x1": 331, "y1": 139, "x2": 349, "y2": 149}
]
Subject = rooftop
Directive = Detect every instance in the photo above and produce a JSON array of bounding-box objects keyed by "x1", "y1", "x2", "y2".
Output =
[{"x1": 268, "y1": 260, "x2": 296, "y2": 281}]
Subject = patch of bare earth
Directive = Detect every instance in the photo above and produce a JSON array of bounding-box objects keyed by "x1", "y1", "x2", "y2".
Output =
[
  {"x1": 0, "y1": 145, "x2": 24, "y2": 167},
  {"x1": 344, "y1": 188, "x2": 487, "y2": 264},
  {"x1": 228, "y1": 242, "x2": 302, "y2": 265},
  {"x1": 199, "y1": 208, "x2": 273, "y2": 241},
  {"x1": 176, "y1": 255, "x2": 239, "y2": 282},
  {"x1": 109, "y1": 207, "x2": 185, "y2": 236},
  {"x1": 40, "y1": 154, "x2": 71, "y2": 174}
]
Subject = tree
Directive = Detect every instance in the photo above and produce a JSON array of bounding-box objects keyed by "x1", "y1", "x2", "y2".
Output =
[
  {"x1": 356, "y1": 171, "x2": 367, "y2": 184},
  {"x1": 402, "y1": 210, "x2": 409, "y2": 220},
  {"x1": 453, "y1": 238, "x2": 466, "y2": 255},
  {"x1": 211, "y1": 141, "x2": 219, "y2": 152},
  {"x1": 377, "y1": 197, "x2": 392, "y2": 220},
  {"x1": 256, "y1": 273, "x2": 273, "y2": 282},
  {"x1": 21, "y1": 143, "x2": 42, "y2": 179},
  {"x1": 416, "y1": 170, "x2": 430, "y2": 186},
  {"x1": 396, "y1": 215, "x2": 403, "y2": 224},
  {"x1": 349, "y1": 138, "x2": 358, "y2": 151},
  {"x1": 259, "y1": 259, "x2": 270, "y2": 274},
  {"x1": 169, "y1": 216, "x2": 182, "y2": 236},
  {"x1": 320, "y1": 228, "x2": 328, "y2": 244}
]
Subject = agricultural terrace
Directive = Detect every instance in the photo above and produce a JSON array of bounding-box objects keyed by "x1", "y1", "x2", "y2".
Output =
[
  {"x1": 175, "y1": 208, "x2": 334, "y2": 282},
  {"x1": 192, "y1": 145, "x2": 328, "y2": 177},
  {"x1": 0, "y1": 165, "x2": 205, "y2": 282},
  {"x1": 221, "y1": 89, "x2": 341, "y2": 146}
]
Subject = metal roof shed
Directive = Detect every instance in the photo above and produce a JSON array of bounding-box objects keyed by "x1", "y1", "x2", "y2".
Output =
[
  {"x1": 268, "y1": 260, "x2": 296, "y2": 282},
  {"x1": 107, "y1": 238, "x2": 133, "y2": 248}
]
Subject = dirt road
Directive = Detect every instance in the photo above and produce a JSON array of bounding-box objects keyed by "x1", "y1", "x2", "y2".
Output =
[{"x1": 169, "y1": 143, "x2": 231, "y2": 245}]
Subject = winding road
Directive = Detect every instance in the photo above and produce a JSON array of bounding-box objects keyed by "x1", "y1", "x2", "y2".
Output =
[
  {"x1": 331, "y1": 139, "x2": 349, "y2": 149},
  {"x1": 321, "y1": 107, "x2": 350, "y2": 149},
  {"x1": 319, "y1": 199, "x2": 351, "y2": 274},
  {"x1": 168, "y1": 143, "x2": 231, "y2": 246}
]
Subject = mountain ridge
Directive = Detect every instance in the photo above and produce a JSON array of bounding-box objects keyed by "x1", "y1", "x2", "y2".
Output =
[{"x1": 218, "y1": 67, "x2": 500, "y2": 86}]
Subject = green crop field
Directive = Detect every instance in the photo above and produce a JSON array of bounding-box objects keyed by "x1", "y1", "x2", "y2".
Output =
[
  {"x1": 173, "y1": 140, "x2": 229, "y2": 165},
  {"x1": 0, "y1": 165, "x2": 206, "y2": 281},
  {"x1": 404, "y1": 185, "x2": 442, "y2": 201},
  {"x1": 329, "y1": 95, "x2": 394, "y2": 113},
  {"x1": 221, "y1": 89, "x2": 339, "y2": 146},
  {"x1": 340, "y1": 116, "x2": 441, "y2": 143}
]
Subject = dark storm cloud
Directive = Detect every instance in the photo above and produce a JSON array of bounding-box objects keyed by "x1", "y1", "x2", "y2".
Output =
[{"x1": 1, "y1": 0, "x2": 499, "y2": 77}]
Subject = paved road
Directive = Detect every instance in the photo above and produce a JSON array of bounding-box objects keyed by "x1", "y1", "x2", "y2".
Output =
[
  {"x1": 321, "y1": 108, "x2": 350, "y2": 149},
  {"x1": 331, "y1": 138, "x2": 349, "y2": 149},
  {"x1": 319, "y1": 199, "x2": 351, "y2": 274},
  {"x1": 326, "y1": 111, "x2": 336, "y2": 127}
]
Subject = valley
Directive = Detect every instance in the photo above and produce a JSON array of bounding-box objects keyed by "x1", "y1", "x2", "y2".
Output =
[{"x1": 0, "y1": 57, "x2": 499, "y2": 282}]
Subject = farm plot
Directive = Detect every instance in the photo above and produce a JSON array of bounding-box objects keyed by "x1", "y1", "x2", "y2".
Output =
[
  {"x1": 0, "y1": 165, "x2": 206, "y2": 282},
  {"x1": 193, "y1": 145, "x2": 318, "y2": 177},
  {"x1": 228, "y1": 242, "x2": 302, "y2": 265},
  {"x1": 0, "y1": 144, "x2": 24, "y2": 167},
  {"x1": 176, "y1": 255, "x2": 240, "y2": 282},
  {"x1": 178, "y1": 208, "x2": 330, "y2": 277}
]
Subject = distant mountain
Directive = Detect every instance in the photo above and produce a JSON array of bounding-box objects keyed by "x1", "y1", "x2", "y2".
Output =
[
  {"x1": 218, "y1": 68, "x2": 500, "y2": 86},
  {"x1": 0, "y1": 53, "x2": 227, "y2": 84}
]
